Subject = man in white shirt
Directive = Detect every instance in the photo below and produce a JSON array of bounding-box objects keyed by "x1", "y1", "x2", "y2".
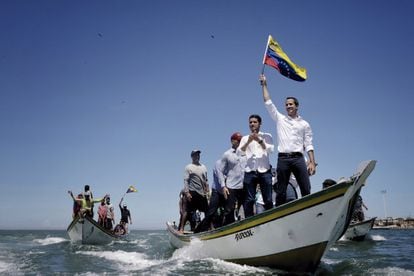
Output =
[
  {"x1": 260, "y1": 74, "x2": 316, "y2": 207},
  {"x1": 238, "y1": 114, "x2": 274, "y2": 217}
]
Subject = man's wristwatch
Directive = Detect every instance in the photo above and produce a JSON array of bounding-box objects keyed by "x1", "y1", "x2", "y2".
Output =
[{"x1": 258, "y1": 139, "x2": 264, "y2": 144}]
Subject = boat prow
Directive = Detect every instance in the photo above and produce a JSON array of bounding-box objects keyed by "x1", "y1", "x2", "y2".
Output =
[
  {"x1": 67, "y1": 216, "x2": 126, "y2": 245},
  {"x1": 166, "y1": 160, "x2": 377, "y2": 273},
  {"x1": 342, "y1": 217, "x2": 377, "y2": 241}
]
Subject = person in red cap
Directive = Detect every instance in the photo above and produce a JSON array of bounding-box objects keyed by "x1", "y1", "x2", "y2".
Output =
[
  {"x1": 219, "y1": 132, "x2": 246, "y2": 225},
  {"x1": 194, "y1": 132, "x2": 246, "y2": 232}
]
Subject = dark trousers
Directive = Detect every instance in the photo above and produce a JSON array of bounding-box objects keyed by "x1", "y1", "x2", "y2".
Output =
[
  {"x1": 275, "y1": 155, "x2": 310, "y2": 206},
  {"x1": 179, "y1": 191, "x2": 208, "y2": 232},
  {"x1": 223, "y1": 188, "x2": 244, "y2": 225},
  {"x1": 243, "y1": 170, "x2": 273, "y2": 218},
  {"x1": 105, "y1": 218, "x2": 113, "y2": 230},
  {"x1": 194, "y1": 189, "x2": 225, "y2": 233}
]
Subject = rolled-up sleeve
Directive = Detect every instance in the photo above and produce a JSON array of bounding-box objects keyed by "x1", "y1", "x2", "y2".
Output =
[
  {"x1": 263, "y1": 133, "x2": 274, "y2": 154},
  {"x1": 304, "y1": 123, "x2": 314, "y2": 153}
]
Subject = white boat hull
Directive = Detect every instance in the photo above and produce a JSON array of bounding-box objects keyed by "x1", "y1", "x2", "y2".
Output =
[
  {"x1": 67, "y1": 216, "x2": 119, "y2": 245},
  {"x1": 167, "y1": 160, "x2": 376, "y2": 273},
  {"x1": 343, "y1": 217, "x2": 376, "y2": 241}
]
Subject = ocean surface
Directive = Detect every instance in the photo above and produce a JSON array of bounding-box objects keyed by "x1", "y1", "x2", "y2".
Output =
[{"x1": 0, "y1": 229, "x2": 413, "y2": 275}]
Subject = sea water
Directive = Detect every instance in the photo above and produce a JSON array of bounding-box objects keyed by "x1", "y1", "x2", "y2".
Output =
[{"x1": 0, "y1": 229, "x2": 413, "y2": 275}]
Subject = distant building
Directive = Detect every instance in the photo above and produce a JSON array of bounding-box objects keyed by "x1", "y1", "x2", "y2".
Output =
[{"x1": 374, "y1": 217, "x2": 414, "y2": 229}]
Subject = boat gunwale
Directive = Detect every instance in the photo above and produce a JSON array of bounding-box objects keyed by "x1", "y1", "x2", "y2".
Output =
[
  {"x1": 168, "y1": 179, "x2": 354, "y2": 241},
  {"x1": 67, "y1": 215, "x2": 121, "y2": 241},
  {"x1": 348, "y1": 217, "x2": 377, "y2": 228}
]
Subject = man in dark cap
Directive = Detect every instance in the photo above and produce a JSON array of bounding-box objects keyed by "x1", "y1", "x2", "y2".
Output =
[{"x1": 178, "y1": 149, "x2": 209, "y2": 233}]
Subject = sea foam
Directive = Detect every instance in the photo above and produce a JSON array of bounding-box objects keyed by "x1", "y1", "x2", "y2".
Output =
[
  {"x1": 369, "y1": 266, "x2": 414, "y2": 275},
  {"x1": 33, "y1": 237, "x2": 68, "y2": 245},
  {"x1": 369, "y1": 234, "x2": 386, "y2": 241},
  {"x1": 77, "y1": 250, "x2": 162, "y2": 271}
]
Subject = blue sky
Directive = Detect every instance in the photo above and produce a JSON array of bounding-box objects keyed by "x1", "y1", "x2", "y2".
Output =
[{"x1": 1, "y1": 0, "x2": 413, "y2": 230}]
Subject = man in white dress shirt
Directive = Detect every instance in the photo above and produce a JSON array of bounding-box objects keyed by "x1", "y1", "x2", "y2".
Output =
[
  {"x1": 238, "y1": 114, "x2": 274, "y2": 217},
  {"x1": 260, "y1": 74, "x2": 316, "y2": 207}
]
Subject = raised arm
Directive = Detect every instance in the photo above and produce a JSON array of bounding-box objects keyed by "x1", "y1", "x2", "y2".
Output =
[
  {"x1": 68, "y1": 190, "x2": 75, "y2": 201},
  {"x1": 260, "y1": 74, "x2": 271, "y2": 102}
]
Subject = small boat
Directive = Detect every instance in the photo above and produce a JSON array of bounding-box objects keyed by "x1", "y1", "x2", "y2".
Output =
[
  {"x1": 342, "y1": 217, "x2": 376, "y2": 241},
  {"x1": 67, "y1": 216, "x2": 125, "y2": 244},
  {"x1": 166, "y1": 160, "x2": 376, "y2": 274}
]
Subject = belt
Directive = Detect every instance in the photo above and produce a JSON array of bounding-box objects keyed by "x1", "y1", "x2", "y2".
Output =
[
  {"x1": 246, "y1": 169, "x2": 271, "y2": 174},
  {"x1": 278, "y1": 152, "x2": 303, "y2": 158}
]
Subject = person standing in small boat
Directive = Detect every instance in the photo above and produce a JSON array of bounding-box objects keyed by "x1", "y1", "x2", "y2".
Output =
[
  {"x1": 84, "y1": 185, "x2": 93, "y2": 211},
  {"x1": 104, "y1": 196, "x2": 115, "y2": 230},
  {"x1": 238, "y1": 115, "x2": 274, "y2": 218},
  {"x1": 352, "y1": 195, "x2": 368, "y2": 222},
  {"x1": 119, "y1": 197, "x2": 132, "y2": 232},
  {"x1": 97, "y1": 200, "x2": 107, "y2": 226},
  {"x1": 178, "y1": 149, "x2": 209, "y2": 233},
  {"x1": 260, "y1": 74, "x2": 316, "y2": 207},
  {"x1": 68, "y1": 191, "x2": 106, "y2": 219}
]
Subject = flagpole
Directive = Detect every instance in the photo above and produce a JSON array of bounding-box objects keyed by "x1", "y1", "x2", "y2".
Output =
[{"x1": 261, "y1": 35, "x2": 271, "y2": 74}]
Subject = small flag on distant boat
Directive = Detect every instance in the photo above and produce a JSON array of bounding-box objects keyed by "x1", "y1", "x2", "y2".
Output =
[
  {"x1": 262, "y1": 35, "x2": 307, "y2": 82},
  {"x1": 126, "y1": 185, "x2": 138, "y2": 193}
]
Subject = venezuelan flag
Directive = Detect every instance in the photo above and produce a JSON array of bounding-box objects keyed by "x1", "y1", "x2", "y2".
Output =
[
  {"x1": 263, "y1": 35, "x2": 307, "y2": 82},
  {"x1": 126, "y1": 185, "x2": 138, "y2": 193}
]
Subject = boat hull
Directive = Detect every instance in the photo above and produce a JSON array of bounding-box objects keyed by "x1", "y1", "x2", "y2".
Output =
[
  {"x1": 67, "y1": 216, "x2": 120, "y2": 245},
  {"x1": 167, "y1": 160, "x2": 376, "y2": 273},
  {"x1": 343, "y1": 217, "x2": 376, "y2": 241}
]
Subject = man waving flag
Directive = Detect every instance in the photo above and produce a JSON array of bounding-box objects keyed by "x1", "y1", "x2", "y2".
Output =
[{"x1": 262, "y1": 35, "x2": 307, "y2": 82}]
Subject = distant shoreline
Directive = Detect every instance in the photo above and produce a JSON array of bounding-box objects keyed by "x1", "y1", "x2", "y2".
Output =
[{"x1": 374, "y1": 217, "x2": 414, "y2": 229}]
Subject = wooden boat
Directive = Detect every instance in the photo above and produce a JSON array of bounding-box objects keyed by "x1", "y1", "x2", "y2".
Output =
[
  {"x1": 166, "y1": 160, "x2": 376, "y2": 273},
  {"x1": 67, "y1": 215, "x2": 125, "y2": 244},
  {"x1": 342, "y1": 217, "x2": 376, "y2": 241}
]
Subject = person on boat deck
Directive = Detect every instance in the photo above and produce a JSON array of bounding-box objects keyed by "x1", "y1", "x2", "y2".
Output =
[
  {"x1": 322, "y1": 179, "x2": 337, "y2": 189},
  {"x1": 97, "y1": 200, "x2": 107, "y2": 226},
  {"x1": 68, "y1": 190, "x2": 105, "y2": 218},
  {"x1": 119, "y1": 197, "x2": 132, "y2": 232},
  {"x1": 104, "y1": 196, "x2": 115, "y2": 230},
  {"x1": 219, "y1": 132, "x2": 246, "y2": 226},
  {"x1": 83, "y1": 185, "x2": 95, "y2": 217},
  {"x1": 114, "y1": 220, "x2": 126, "y2": 236},
  {"x1": 352, "y1": 195, "x2": 368, "y2": 222},
  {"x1": 257, "y1": 171, "x2": 300, "y2": 214},
  {"x1": 322, "y1": 179, "x2": 368, "y2": 222},
  {"x1": 260, "y1": 74, "x2": 316, "y2": 207},
  {"x1": 194, "y1": 159, "x2": 227, "y2": 233},
  {"x1": 238, "y1": 114, "x2": 274, "y2": 218},
  {"x1": 72, "y1": 193, "x2": 83, "y2": 219},
  {"x1": 178, "y1": 149, "x2": 209, "y2": 233},
  {"x1": 177, "y1": 189, "x2": 197, "y2": 231}
]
